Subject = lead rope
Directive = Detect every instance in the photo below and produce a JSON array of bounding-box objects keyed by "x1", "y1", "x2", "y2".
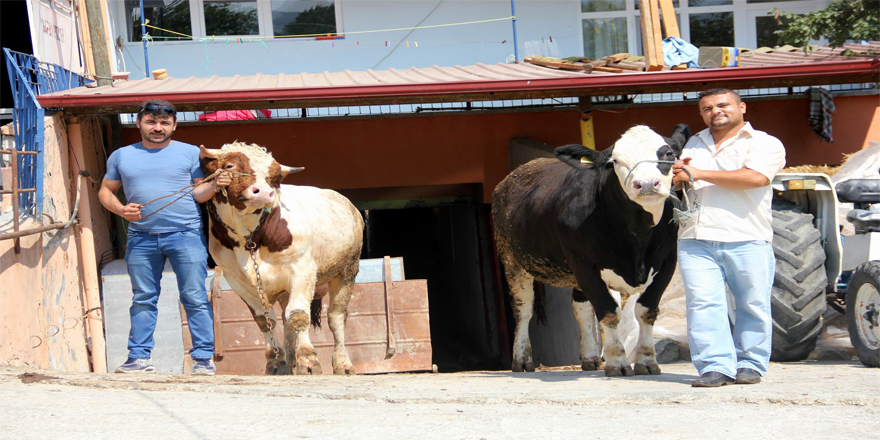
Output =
[
  {"x1": 621, "y1": 159, "x2": 700, "y2": 225},
  {"x1": 134, "y1": 169, "x2": 254, "y2": 222},
  {"x1": 244, "y1": 212, "x2": 284, "y2": 363},
  {"x1": 671, "y1": 167, "x2": 701, "y2": 224}
]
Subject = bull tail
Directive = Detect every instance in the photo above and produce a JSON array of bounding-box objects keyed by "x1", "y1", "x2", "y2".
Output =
[
  {"x1": 310, "y1": 298, "x2": 322, "y2": 329},
  {"x1": 534, "y1": 281, "x2": 548, "y2": 325}
]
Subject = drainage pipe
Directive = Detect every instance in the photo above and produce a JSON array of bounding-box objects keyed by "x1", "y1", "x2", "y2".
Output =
[{"x1": 67, "y1": 116, "x2": 107, "y2": 373}]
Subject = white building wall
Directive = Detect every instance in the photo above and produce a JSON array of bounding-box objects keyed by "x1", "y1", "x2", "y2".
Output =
[{"x1": 109, "y1": 0, "x2": 582, "y2": 80}]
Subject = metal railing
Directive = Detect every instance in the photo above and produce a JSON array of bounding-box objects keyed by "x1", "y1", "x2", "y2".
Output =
[{"x1": 2, "y1": 48, "x2": 90, "y2": 252}]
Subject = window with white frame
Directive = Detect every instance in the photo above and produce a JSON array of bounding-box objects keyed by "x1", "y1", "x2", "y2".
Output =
[
  {"x1": 580, "y1": 0, "x2": 830, "y2": 59},
  {"x1": 120, "y1": 0, "x2": 340, "y2": 42}
]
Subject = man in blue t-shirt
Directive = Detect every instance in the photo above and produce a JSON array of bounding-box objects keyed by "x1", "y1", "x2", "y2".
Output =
[{"x1": 99, "y1": 100, "x2": 230, "y2": 375}]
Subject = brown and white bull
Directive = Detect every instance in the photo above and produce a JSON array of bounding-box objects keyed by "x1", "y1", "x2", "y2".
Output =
[{"x1": 200, "y1": 142, "x2": 364, "y2": 375}]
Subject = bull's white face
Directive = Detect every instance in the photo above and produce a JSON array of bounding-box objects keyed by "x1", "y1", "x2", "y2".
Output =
[
  {"x1": 610, "y1": 126, "x2": 677, "y2": 221},
  {"x1": 234, "y1": 150, "x2": 279, "y2": 208},
  {"x1": 201, "y1": 142, "x2": 302, "y2": 212}
]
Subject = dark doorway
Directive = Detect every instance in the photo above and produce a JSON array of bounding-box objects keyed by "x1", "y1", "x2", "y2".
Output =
[
  {"x1": 360, "y1": 202, "x2": 508, "y2": 372},
  {"x1": 1, "y1": 0, "x2": 34, "y2": 115}
]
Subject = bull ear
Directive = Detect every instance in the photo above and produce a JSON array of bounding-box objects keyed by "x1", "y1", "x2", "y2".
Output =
[
  {"x1": 555, "y1": 144, "x2": 610, "y2": 169},
  {"x1": 667, "y1": 124, "x2": 691, "y2": 158},
  {"x1": 199, "y1": 145, "x2": 222, "y2": 160},
  {"x1": 279, "y1": 165, "x2": 304, "y2": 177}
]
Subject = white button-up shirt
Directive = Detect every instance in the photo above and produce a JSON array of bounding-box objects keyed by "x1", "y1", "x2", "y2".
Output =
[{"x1": 677, "y1": 122, "x2": 786, "y2": 242}]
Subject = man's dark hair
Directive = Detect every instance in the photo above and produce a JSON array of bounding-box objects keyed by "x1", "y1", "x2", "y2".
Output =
[
  {"x1": 137, "y1": 99, "x2": 177, "y2": 122},
  {"x1": 698, "y1": 88, "x2": 741, "y2": 104}
]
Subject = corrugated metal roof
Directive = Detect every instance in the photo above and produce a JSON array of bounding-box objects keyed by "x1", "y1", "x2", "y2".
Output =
[{"x1": 39, "y1": 42, "x2": 879, "y2": 114}]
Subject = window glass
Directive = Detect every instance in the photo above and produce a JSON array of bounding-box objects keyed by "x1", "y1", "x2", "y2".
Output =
[
  {"x1": 688, "y1": 0, "x2": 731, "y2": 6},
  {"x1": 272, "y1": 0, "x2": 336, "y2": 37},
  {"x1": 582, "y1": 0, "x2": 626, "y2": 13},
  {"x1": 689, "y1": 11, "x2": 734, "y2": 47},
  {"x1": 756, "y1": 14, "x2": 795, "y2": 48},
  {"x1": 747, "y1": 0, "x2": 799, "y2": 3},
  {"x1": 204, "y1": 0, "x2": 259, "y2": 36},
  {"x1": 633, "y1": 0, "x2": 678, "y2": 10},
  {"x1": 582, "y1": 17, "x2": 627, "y2": 59},
  {"x1": 125, "y1": 0, "x2": 192, "y2": 42},
  {"x1": 633, "y1": 13, "x2": 679, "y2": 54}
]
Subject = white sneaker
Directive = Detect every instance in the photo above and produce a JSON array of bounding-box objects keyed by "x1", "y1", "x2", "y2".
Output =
[
  {"x1": 115, "y1": 358, "x2": 156, "y2": 373},
  {"x1": 192, "y1": 358, "x2": 216, "y2": 376}
]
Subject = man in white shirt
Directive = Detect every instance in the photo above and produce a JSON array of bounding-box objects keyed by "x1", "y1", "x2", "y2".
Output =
[{"x1": 672, "y1": 88, "x2": 786, "y2": 387}]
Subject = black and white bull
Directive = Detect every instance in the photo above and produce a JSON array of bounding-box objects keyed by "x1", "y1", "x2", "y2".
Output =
[
  {"x1": 492, "y1": 124, "x2": 690, "y2": 376},
  {"x1": 200, "y1": 142, "x2": 364, "y2": 375}
]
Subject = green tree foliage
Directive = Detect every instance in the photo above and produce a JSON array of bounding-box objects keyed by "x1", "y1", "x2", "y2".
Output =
[
  {"x1": 204, "y1": 3, "x2": 259, "y2": 36},
  {"x1": 772, "y1": 0, "x2": 880, "y2": 50},
  {"x1": 282, "y1": 3, "x2": 336, "y2": 36},
  {"x1": 130, "y1": 0, "x2": 191, "y2": 41}
]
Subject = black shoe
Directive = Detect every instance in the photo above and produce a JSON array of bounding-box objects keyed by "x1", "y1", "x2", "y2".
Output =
[
  {"x1": 735, "y1": 368, "x2": 762, "y2": 384},
  {"x1": 691, "y1": 372, "x2": 735, "y2": 387}
]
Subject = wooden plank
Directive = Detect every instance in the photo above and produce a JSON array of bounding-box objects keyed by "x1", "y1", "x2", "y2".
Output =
[
  {"x1": 524, "y1": 57, "x2": 592, "y2": 71},
  {"x1": 658, "y1": 0, "x2": 680, "y2": 39},
  {"x1": 638, "y1": 0, "x2": 663, "y2": 71},
  {"x1": 649, "y1": 0, "x2": 664, "y2": 67},
  {"x1": 593, "y1": 66, "x2": 626, "y2": 73}
]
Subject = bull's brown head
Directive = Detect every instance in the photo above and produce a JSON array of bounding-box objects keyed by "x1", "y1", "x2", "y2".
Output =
[{"x1": 200, "y1": 142, "x2": 303, "y2": 211}]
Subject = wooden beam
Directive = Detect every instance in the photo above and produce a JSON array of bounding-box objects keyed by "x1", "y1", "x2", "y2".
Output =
[
  {"x1": 658, "y1": 0, "x2": 680, "y2": 39},
  {"x1": 649, "y1": 0, "x2": 664, "y2": 67},
  {"x1": 84, "y1": 0, "x2": 112, "y2": 86},
  {"x1": 76, "y1": 0, "x2": 96, "y2": 76},
  {"x1": 639, "y1": 0, "x2": 663, "y2": 71}
]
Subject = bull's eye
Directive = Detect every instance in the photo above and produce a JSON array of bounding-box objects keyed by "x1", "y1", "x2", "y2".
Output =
[{"x1": 224, "y1": 164, "x2": 235, "y2": 169}]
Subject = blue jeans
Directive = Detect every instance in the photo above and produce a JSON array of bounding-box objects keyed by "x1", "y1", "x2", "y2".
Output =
[
  {"x1": 125, "y1": 230, "x2": 214, "y2": 360},
  {"x1": 678, "y1": 239, "x2": 774, "y2": 378}
]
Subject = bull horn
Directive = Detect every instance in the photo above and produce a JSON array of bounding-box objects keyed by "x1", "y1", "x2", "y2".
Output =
[
  {"x1": 280, "y1": 165, "x2": 304, "y2": 176},
  {"x1": 199, "y1": 145, "x2": 222, "y2": 159}
]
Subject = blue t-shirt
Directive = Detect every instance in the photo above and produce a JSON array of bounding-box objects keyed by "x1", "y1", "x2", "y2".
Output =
[{"x1": 105, "y1": 141, "x2": 205, "y2": 233}]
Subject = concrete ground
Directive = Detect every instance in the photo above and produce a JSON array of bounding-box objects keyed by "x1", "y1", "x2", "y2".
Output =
[{"x1": 0, "y1": 360, "x2": 877, "y2": 440}]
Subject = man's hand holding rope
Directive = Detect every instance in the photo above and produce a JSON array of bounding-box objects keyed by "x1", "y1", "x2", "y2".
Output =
[{"x1": 672, "y1": 157, "x2": 698, "y2": 184}]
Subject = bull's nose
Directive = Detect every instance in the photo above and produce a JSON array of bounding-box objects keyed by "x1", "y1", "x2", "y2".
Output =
[{"x1": 634, "y1": 179, "x2": 661, "y2": 194}]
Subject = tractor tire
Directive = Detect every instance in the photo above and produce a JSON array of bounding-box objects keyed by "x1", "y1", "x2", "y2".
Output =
[
  {"x1": 846, "y1": 261, "x2": 880, "y2": 367},
  {"x1": 770, "y1": 207, "x2": 827, "y2": 362}
]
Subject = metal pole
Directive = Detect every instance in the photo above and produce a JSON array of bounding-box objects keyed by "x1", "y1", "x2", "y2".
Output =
[
  {"x1": 510, "y1": 0, "x2": 519, "y2": 63},
  {"x1": 140, "y1": 0, "x2": 151, "y2": 76}
]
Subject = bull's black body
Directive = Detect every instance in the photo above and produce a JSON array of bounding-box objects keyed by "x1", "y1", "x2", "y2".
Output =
[{"x1": 492, "y1": 124, "x2": 689, "y2": 376}]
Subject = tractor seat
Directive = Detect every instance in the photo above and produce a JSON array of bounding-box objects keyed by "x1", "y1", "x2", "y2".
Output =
[
  {"x1": 836, "y1": 179, "x2": 880, "y2": 204},
  {"x1": 846, "y1": 207, "x2": 880, "y2": 234}
]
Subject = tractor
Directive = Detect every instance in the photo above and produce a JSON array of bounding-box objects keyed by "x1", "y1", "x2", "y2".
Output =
[{"x1": 768, "y1": 173, "x2": 879, "y2": 367}]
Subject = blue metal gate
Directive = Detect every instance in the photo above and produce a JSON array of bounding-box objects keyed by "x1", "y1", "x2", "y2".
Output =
[{"x1": 2, "y1": 48, "x2": 90, "y2": 218}]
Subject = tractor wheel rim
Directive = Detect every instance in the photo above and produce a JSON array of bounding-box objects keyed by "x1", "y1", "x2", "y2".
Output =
[{"x1": 855, "y1": 282, "x2": 880, "y2": 349}]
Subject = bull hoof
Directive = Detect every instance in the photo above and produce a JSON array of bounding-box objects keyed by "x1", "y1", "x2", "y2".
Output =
[
  {"x1": 633, "y1": 362, "x2": 661, "y2": 376},
  {"x1": 581, "y1": 358, "x2": 602, "y2": 371},
  {"x1": 266, "y1": 361, "x2": 290, "y2": 375},
  {"x1": 296, "y1": 362, "x2": 322, "y2": 375},
  {"x1": 512, "y1": 360, "x2": 535, "y2": 372},
  {"x1": 604, "y1": 364, "x2": 635, "y2": 377},
  {"x1": 333, "y1": 364, "x2": 356, "y2": 375}
]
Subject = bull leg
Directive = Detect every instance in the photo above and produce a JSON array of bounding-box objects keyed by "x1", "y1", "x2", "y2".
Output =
[
  {"x1": 286, "y1": 276, "x2": 322, "y2": 375},
  {"x1": 631, "y1": 303, "x2": 661, "y2": 375},
  {"x1": 278, "y1": 293, "x2": 296, "y2": 375},
  {"x1": 505, "y1": 263, "x2": 536, "y2": 372},
  {"x1": 571, "y1": 267, "x2": 632, "y2": 377},
  {"x1": 327, "y1": 274, "x2": 356, "y2": 375},
  {"x1": 597, "y1": 306, "x2": 633, "y2": 377},
  {"x1": 243, "y1": 302, "x2": 288, "y2": 375},
  {"x1": 571, "y1": 289, "x2": 602, "y2": 371},
  {"x1": 632, "y1": 257, "x2": 676, "y2": 376}
]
